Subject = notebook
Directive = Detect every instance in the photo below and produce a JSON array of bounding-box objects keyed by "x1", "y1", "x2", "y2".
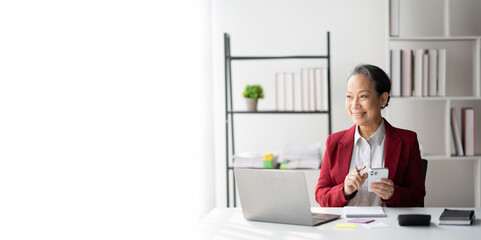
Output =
[
  {"x1": 439, "y1": 208, "x2": 475, "y2": 226},
  {"x1": 344, "y1": 206, "x2": 386, "y2": 218},
  {"x1": 234, "y1": 168, "x2": 340, "y2": 226}
]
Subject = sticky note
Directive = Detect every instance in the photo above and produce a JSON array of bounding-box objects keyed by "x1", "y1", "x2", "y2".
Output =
[{"x1": 335, "y1": 223, "x2": 357, "y2": 228}]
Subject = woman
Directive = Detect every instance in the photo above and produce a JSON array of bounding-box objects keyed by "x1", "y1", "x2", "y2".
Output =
[{"x1": 315, "y1": 64, "x2": 425, "y2": 207}]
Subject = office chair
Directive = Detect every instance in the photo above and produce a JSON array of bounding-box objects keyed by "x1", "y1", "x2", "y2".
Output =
[{"x1": 420, "y1": 159, "x2": 428, "y2": 207}]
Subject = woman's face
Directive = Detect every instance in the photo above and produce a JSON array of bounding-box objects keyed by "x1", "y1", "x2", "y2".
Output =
[{"x1": 345, "y1": 74, "x2": 386, "y2": 128}]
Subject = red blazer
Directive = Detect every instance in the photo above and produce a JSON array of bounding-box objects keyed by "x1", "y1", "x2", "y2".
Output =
[{"x1": 315, "y1": 119, "x2": 425, "y2": 207}]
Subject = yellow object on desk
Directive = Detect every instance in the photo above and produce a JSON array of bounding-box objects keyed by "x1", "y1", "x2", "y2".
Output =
[{"x1": 335, "y1": 223, "x2": 357, "y2": 228}]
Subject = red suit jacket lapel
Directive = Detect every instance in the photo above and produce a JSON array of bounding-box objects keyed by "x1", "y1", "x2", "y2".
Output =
[
  {"x1": 383, "y1": 120, "x2": 402, "y2": 180},
  {"x1": 337, "y1": 119, "x2": 402, "y2": 181}
]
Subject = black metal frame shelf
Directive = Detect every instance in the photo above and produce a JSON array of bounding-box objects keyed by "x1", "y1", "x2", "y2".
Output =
[
  {"x1": 229, "y1": 55, "x2": 329, "y2": 60},
  {"x1": 224, "y1": 32, "x2": 332, "y2": 207},
  {"x1": 228, "y1": 110, "x2": 330, "y2": 114}
]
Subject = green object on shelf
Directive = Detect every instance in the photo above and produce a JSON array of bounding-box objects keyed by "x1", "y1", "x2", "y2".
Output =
[
  {"x1": 263, "y1": 160, "x2": 274, "y2": 169},
  {"x1": 242, "y1": 84, "x2": 264, "y2": 99},
  {"x1": 279, "y1": 161, "x2": 289, "y2": 170}
]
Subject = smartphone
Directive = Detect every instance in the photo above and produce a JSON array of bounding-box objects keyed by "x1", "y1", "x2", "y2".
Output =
[{"x1": 367, "y1": 168, "x2": 389, "y2": 192}]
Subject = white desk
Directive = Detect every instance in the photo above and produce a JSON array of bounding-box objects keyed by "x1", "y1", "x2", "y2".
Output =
[{"x1": 198, "y1": 207, "x2": 480, "y2": 240}]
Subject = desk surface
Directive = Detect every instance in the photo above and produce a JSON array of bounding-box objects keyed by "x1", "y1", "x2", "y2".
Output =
[{"x1": 198, "y1": 207, "x2": 480, "y2": 240}]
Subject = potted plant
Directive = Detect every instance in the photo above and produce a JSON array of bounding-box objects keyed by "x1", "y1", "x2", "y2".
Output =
[{"x1": 242, "y1": 84, "x2": 264, "y2": 111}]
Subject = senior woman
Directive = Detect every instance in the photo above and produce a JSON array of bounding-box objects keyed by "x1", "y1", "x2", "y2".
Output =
[{"x1": 315, "y1": 64, "x2": 425, "y2": 207}]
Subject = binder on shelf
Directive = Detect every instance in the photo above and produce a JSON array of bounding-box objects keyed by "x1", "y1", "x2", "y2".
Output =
[
  {"x1": 285, "y1": 73, "x2": 294, "y2": 111},
  {"x1": 422, "y1": 51, "x2": 429, "y2": 97},
  {"x1": 438, "y1": 48, "x2": 446, "y2": 97},
  {"x1": 413, "y1": 49, "x2": 423, "y2": 97},
  {"x1": 314, "y1": 68, "x2": 322, "y2": 111},
  {"x1": 390, "y1": 49, "x2": 401, "y2": 97},
  {"x1": 462, "y1": 108, "x2": 475, "y2": 156},
  {"x1": 294, "y1": 72, "x2": 302, "y2": 111},
  {"x1": 308, "y1": 68, "x2": 316, "y2": 111},
  {"x1": 451, "y1": 108, "x2": 464, "y2": 156},
  {"x1": 390, "y1": 0, "x2": 400, "y2": 37},
  {"x1": 401, "y1": 49, "x2": 413, "y2": 97},
  {"x1": 321, "y1": 68, "x2": 328, "y2": 111},
  {"x1": 301, "y1": 68, "x2": 309, "y2": 111},
  {"x1": 428, "y1": 49, "x2": 438, "y2": 96},
  {"x1": 314, "y1": 68, "x2": 328, "y2": 111},
  {"x1": 275, "y1": 73, "x2": 285, "y2": 111}
]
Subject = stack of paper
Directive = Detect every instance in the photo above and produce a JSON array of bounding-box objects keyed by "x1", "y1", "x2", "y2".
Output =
[
  {"x1": 278, "y1": 143, "x2": 322, "y2": 169},
  {"x1": 233, "y1": 152, "x2": 278, "y2": 168}
]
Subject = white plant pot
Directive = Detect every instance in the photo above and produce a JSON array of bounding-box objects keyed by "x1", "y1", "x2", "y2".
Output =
[{"x1": 246, "y1": 98, "x2": 258, "y2": 112}]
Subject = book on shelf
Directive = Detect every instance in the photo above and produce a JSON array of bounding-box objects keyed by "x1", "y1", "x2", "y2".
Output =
[
  {"x1": 308, "y1": 68, "x2": 316, "y2": 111},
  {"x1": 312, "y1": 68, "x2": 318, "y2": 111},
  {"x1": 276, "y1": 68, "x2": 328, "y2": 112},
  {"x1": 389, "y1": 0, "x2": 400, "y2": 37},
  {"x1": 428, "y1": 49, "x2": 438, "y2": 96},
  {"x1": 321, "y1": 68, "x2": 328, "y2": 111},
  {"x1": 294, "y1": 72, "x2": 302, "y2": 111},
  {"x1": 439, "y1": 209, "x2": 475, "y2": 226},
  {"x1": 390, "y1": 49, "x2": 401, "y2": 97},
  {"x1": 422, "y1": 50, "x2": 429, "y2": 97},
  {"x1": 413, "y1": 49, "x2": 423, "y2": 97},
  {"x1": 285, "y1": 73, "x2": 294, "y2": 111},
  {"x1": 275, "y1": 73, "x2": 284, "y2": 111},
  {"x1": 451, "y1": 108, "x2": 465, "y2": 156},
  {"x1": 314, "y1": 68, "x2": 322, "y2": 111},
  {"x1": 314, "y1": 68, "x2": 328, "y2": 111},
  {"x1": 438, "y1": 49, "x2": 446, "y2": 97},
  {"x1": 301, "y1": 69, "x2": 309, "y2": 111},
  {"x1": 401, "y1": 49, "x2": 413, "y2": 96},
  {"x1": 462, "y1": 108, "x2": 475, "y2": 156},
  {"x1": 391, "y1": 48, "x2": 446, "y2": 98}
]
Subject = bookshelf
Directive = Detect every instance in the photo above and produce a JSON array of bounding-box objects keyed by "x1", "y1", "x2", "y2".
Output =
[
  {"x1": 386, "y1": 0, "x2": 481, "y2": 207},
  {"x1": 223, "y1": 32, "x2": 332, "y2": 207}
]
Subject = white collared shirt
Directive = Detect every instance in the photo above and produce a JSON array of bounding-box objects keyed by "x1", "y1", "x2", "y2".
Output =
[{"x1": 346, "y1": 120, "x2": 386, "y2": 206}]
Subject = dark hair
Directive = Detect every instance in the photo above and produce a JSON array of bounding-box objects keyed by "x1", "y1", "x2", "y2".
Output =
[{"x1": 349, "y1": 64, "x2": 391, "y2": 109}]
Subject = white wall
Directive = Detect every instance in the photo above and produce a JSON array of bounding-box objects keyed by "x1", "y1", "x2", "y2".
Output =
[
  {"x1": 213, "y1": 0, "x2": 388, "y2": 207},
  {"x1": 0, "y1": 1, "x2": 214, "y2": 239}
]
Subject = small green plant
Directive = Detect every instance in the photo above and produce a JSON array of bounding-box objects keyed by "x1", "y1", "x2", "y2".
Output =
[{"x1": 242, "y1": 84, "x2": 264, "y2": 99}]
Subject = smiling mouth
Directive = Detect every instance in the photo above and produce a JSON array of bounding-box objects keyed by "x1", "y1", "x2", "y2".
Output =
[{"x1": 352, "y1": 112, "x2": 366, "y2": 117}]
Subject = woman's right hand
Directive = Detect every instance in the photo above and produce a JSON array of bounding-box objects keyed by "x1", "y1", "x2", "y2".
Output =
[{"x1": 343, "y1": 165, "x2": 368, "y2": 197}]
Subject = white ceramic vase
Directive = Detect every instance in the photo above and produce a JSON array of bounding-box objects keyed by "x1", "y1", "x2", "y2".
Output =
[{"x1": 246, "y1": 98, "x2": 258, "y2": 111}]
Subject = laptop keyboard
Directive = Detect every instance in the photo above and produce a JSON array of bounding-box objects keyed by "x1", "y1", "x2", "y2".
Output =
[{"x1": 312, "y1": 213, "x2": 330, "y2": 220}]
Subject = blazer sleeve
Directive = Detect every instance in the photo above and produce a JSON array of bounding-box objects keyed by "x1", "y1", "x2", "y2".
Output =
[
  {"x1": 315, "y1": 135, "x2": 352, "y2": 207},
  {"x1": 383, "y1": 133, "x2": 426, "y2": 207}
]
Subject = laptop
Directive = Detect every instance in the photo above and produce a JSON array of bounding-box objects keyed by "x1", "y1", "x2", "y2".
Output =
[{"x1": 234, "y1": 168, "x2": 340, "y2": 226}]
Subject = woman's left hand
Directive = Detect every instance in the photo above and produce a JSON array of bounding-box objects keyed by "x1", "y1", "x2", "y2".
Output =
[{"x1": 370, "y1": 179, "x2": 395, "y2": 200}]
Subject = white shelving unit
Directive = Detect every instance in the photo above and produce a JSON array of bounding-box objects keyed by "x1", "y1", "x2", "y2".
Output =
[{"x1": 385, "y1": 0, "x2": 481, "y2": 207}]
